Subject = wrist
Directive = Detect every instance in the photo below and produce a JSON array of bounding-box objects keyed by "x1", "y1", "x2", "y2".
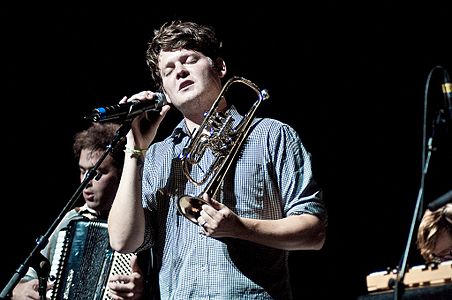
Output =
[{"x1": 124, "y1": 145, "x2": 147, "y2": 159}]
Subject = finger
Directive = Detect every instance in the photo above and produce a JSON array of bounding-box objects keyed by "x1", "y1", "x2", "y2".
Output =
[
  {"x1": 108, "y1": 279, "x2": 130, "y2": 292},
  {"x1": 208, "y1": 198, "x2": 224, "y2": 209},
  {"x1": 109, "y1": 289, "x2": 134, "y2": 300},
  {"x1": 199, "y1": 209, "x2": 212, "y2": 222},
  {"x1": 198, "y1": 217, "x2": 207, "y2": 227},
  {"x1": 160, "y1": 104, "x2": 171, "y2": 116},
  {"x1": 129, "y1": 90, "x2": 152, "y2": 101},
  {"x1": 202, "y1": 193, "x2": 212, "y2": 204},
  {"x1": 109, "y1": 274, "x2": 129, "y2": 283},
  {"x1": 119, "y1": 96, "x2": 128, "y2": 104},
  {"x1": 144, "y1": 90, "x2": 161, "y2": 100}
]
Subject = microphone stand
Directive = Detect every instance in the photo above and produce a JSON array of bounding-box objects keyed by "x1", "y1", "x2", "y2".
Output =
[
  {"x1": 35, "y1": 253, "x2": 50, "y2": 300},
  {"x1": 391, "y1": 149, "x2": 430, "y2": 299},
  {"x1": 391, "y1": 110, "x2": 444, "y2": 300},
  {"x1": 0, "y1": 120, "x2": 132, "y2": 300}
]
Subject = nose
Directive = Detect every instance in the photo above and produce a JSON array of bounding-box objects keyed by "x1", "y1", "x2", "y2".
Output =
[
  {"x1": 85, "y1": 180, "x2": 93, "y2": 188},
  {"x1": 175, "y1": 62, "x2": 189, "y2": 79},
  {"x1": 81, "y1": 168, "x2": 98, "y2": 184}
]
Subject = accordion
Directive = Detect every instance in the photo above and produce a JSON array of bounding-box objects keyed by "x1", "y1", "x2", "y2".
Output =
[{"x1": 47, "y1": 219, "x2": 133, "y2": 300}]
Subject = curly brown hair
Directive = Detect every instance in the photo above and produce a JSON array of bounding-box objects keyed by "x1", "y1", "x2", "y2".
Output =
[
  {"x1": 73, "y1": 122, "x2": 125, "y2": 170},
  {"x1": 145, "y1": 20, "x2": 223, "y2": 90},
  {"x1": 417, "y1": 205, "x2": 452, "y2": 262}
]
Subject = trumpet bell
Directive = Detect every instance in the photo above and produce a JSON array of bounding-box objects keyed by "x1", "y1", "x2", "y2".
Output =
[{"x1": 177, "y1": 195, "x2": 207, "y2": 224}]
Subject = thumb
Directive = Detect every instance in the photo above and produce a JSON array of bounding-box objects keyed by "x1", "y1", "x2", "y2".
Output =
[{"x1": 130, "y1": 254, "x2": 142, "y2": 274}]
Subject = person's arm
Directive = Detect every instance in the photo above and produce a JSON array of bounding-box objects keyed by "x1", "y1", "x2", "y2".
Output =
[
  {"x1": 108, "y1": 151, "x2": 147, "y2": 253},
  {"x1": 197, "y1": 122, "x2": 327, "y2": 250},
  {"x1": 199, "y1": 197, "x2": 326, "y2": 250},
  {"x1": 235, "y1": 213, "x2": 325, "y2": 250},
  {"x1": 108, "y1": 91, "x2": 170, "y2": 253}
]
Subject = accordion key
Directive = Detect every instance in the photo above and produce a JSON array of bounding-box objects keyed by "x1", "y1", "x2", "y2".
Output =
[{"x1": 48, "y1": 219, "x2": 133, "y2": 300}]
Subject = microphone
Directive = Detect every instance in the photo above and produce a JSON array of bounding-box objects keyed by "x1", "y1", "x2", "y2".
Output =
[
  {"x1": 427, "y1": 190, "x2": 452, "y2": 211},
  {"x1": 85, "y1": 92, "x2": 167, "y2": 122},
  {"x1": 441, "y1": 69, "x2": 452, "y2": 120}
]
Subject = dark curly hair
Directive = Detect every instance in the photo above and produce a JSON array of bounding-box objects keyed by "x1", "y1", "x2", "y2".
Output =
[
  {"x1": 146, "y1": 20, "x2": 223, "y2": 90},
  {"x1": 73, "y1": 122, "x2": 125, "y2": 170},
  {"x1": 417, "y1": 205, "x2": 452, "y2": 262}
]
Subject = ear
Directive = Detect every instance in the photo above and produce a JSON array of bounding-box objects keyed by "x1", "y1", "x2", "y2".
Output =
[{"x1": 214, "y1": 58, "x2": 227, "y2": 78}]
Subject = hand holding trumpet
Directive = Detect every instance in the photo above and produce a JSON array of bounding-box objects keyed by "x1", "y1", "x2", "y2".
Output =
[{"x1": 197, "y1": 193, "x2": 244, "y2": 238}]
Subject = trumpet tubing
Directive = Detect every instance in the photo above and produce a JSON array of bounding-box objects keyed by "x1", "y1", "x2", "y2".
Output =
[{"x1": 177, "y1": 76, "x2": 270, "y2": 224}]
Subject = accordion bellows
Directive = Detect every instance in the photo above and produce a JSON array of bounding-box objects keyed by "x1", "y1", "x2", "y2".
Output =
[{"x1": 48, "y1": 220, "x2": 133, "y2": 300}]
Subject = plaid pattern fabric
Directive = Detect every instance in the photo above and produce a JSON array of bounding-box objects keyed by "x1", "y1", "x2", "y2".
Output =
[{"x1": 140, "y1": 106, "x2": 327, "y2": 299}]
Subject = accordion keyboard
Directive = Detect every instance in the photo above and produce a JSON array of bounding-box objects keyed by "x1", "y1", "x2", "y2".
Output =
[{"x1": 47, "y1": 219, "x2": 133, "y2": 300}]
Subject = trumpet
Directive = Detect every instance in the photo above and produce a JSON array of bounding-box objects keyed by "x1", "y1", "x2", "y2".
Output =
[{"x1": 177, "y1": 76, "x2": 270, "y2": 224}]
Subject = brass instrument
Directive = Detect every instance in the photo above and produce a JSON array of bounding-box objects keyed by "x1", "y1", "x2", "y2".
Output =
[{"x1": 177, "y1": 76, "x2": 270, "y2": 224}]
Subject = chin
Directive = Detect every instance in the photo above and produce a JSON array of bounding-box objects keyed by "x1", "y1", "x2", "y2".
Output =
[{"x1": 86, "y1": 202, "x2": 98, "y2": 210}]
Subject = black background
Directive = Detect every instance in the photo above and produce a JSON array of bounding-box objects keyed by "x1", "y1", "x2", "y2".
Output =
[{"x1": 1, "y1": 2, "x2": 451, "y2": 299}]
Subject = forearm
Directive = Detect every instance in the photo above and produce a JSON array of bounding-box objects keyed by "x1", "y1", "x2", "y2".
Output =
[
  {"x1": 235, "y1": 214, "x2": 326, "y2": 251},
  {"x1": 108, "y1": 156, "x2": 146, "y2": 253}
]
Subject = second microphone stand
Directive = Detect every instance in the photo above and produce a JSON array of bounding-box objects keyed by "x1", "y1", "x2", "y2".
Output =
[{"x1": 391, "y1": 108, "x2": 447, "y2": 300}]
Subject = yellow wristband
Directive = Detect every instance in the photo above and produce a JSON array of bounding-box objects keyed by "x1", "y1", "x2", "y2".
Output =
[{"x1": 124, "y1": 146, "x2": 147, "y2": 158}]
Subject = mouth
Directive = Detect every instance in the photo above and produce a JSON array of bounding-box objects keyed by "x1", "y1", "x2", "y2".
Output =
[
  {"x1": 179, "y1": 80, "x2": 194, "y2": 91},
  {"x1": 83, "y1": 191, "x2": 94, "y2": 201}
]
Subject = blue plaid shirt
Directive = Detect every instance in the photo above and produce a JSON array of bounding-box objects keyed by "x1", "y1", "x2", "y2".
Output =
[{"x1": 139, "y1": 106, "x2": 327, "y2": 299}]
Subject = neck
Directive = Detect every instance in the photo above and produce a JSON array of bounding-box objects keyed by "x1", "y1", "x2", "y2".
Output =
[{"x1": 184, "y1": 97, "x2": 228, "y2": 134}]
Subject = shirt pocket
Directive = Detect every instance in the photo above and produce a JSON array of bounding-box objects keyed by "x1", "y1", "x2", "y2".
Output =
[{"x1": 222, "y1": 153, "x2": 265, "y2": 217}]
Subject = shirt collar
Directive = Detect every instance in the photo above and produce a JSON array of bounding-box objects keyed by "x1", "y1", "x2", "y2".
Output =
[{"x1": 78, "y1": 204, "x2": 99, "y2": 220}]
